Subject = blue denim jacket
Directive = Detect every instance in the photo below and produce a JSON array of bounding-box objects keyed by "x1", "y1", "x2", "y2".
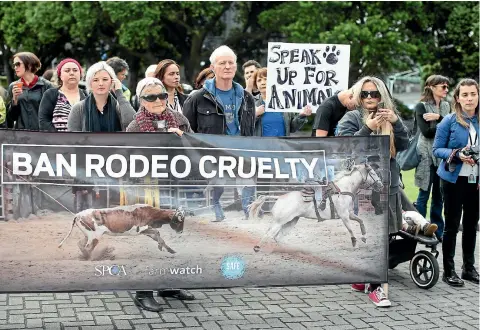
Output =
[{"x1": 433, "y1": 112, "x2": 479, "y2": 183}]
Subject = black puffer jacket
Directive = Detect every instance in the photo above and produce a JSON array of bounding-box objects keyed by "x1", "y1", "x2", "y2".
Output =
[{"x1": 182, "y1": 79, "x2": 255, "y2": 136}]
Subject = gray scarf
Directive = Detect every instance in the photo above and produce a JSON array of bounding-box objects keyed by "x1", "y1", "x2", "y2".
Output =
[{"x1": 418, "y1": 100, "x2": 451, "y2": 166}]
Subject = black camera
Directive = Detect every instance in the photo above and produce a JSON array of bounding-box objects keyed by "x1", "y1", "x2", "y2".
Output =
[{"x1": 462, "y1": 147, "x2": 480, "y2": 164}]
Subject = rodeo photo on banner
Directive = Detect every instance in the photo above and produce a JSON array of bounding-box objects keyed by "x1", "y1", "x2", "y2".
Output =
[{"x1": 0, "y1": 130, "x2": 390, "y2": 292}]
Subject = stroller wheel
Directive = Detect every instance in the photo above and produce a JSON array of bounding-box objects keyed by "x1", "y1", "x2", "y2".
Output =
[{"x1": 410, "y1": 250, "x2": 439, "y2": 289}]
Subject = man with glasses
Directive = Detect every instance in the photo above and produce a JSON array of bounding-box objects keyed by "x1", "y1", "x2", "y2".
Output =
[{"x1": 183, "y1": 45, "x2": 256, "y2": 222}]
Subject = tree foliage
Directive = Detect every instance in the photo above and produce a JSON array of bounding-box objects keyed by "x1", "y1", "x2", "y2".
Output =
[
  {"x1": 0, "y1": 1, "x2": 477, "y2": 91},
  {"x1": 258, "y1": 1, "x2": 479, "y2": 84}
]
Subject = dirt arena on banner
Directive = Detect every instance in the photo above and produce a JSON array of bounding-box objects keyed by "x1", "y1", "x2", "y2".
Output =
[{"x1": 0, "y1": 208, "x2": 388, "y2": 292}]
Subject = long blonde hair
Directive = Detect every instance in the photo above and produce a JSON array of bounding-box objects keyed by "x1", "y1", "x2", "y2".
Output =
[
  {"x1": 451, "y1": 78, "x2": 479, "y2": 128},
  {"x1": 351, "y1": 76, "x2": 398, "y2": 158}
]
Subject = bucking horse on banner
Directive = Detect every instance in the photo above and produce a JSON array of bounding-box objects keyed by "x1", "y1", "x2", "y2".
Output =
[{"x1": 249, "y1": 162, "x2": 384, "y2": 251}]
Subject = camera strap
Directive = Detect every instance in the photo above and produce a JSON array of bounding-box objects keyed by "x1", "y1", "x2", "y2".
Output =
[{"x1": 468, "y1": 123, "x2": 478, "y2": 147}]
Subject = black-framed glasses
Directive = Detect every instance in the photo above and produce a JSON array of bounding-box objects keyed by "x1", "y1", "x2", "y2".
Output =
[
  {"x1": 360, "y1": 90, "x2": 381, "y2": 99},
  {"x1": 12, "y1": 62, "x2": 22, "y2": 68},
  {"x1": 140, "y1": 93, "x2": 168, "y2": 102},
  {"x1": 434, "y1": 84, "x2": 449, "y2": 90}
]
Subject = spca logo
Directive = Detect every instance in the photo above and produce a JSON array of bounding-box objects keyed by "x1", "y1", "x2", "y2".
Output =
[{"x1": 94, "y1": 265, "x2": 127, "y2": 277}]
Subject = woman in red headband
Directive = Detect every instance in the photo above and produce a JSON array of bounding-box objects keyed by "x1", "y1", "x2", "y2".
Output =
[{"x1": 39, "y1": 58, "x2": 86, "y2": 131}]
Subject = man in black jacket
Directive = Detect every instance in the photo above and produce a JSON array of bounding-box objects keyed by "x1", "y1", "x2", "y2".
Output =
[{"x1": 183, "y1": 45, "x2": 256, "y2": 221}]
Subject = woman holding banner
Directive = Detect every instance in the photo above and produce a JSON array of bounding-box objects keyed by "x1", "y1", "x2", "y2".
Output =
[
  {"x1": 126, "y1": 77, "x2": 191, "y2": 134},
  {"x1": 336, "y1": 76, "x2": 410, "y2": 307},
  {"x1": 126, "y1": 77, "x2": 195, "y2": 312}
]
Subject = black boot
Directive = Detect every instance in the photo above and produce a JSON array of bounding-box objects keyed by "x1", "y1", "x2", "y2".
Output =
[
  {"x1": 158, "y1": 289, "x2": 195, "y2": 300},
  {"x1": 134, "y1": 291, "x2": 163, "y2": 312}
]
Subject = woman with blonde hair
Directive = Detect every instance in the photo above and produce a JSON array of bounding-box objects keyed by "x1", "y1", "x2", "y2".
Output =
[
  {"x1": 433, "y1": 78, "x2": 479, "y2": 287},
  {"x1": 67, "y1": 61, "x2": 135, "y2": 132},
  {"x1": 336, "y1": 76, "x2": 410, "y2": 307}
]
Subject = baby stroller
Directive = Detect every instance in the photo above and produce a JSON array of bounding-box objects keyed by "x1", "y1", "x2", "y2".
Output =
[{"x1": 388, "y1": 188, "x2": 440, "y2": 289}]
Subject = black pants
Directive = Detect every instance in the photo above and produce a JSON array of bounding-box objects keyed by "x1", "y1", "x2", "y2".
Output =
[{"x1": 441, "y1": 176, "x2": 479, "y2": 274}]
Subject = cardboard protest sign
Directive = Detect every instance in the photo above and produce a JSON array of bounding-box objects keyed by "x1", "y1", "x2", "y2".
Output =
[{"x1": 266, "y1": 42, "x2": 350, "y2": 113}]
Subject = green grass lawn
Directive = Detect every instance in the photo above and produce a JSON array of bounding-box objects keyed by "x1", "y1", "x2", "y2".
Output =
[{"x1": 401, "y1": 169, "x2": 431, "y2": 217}]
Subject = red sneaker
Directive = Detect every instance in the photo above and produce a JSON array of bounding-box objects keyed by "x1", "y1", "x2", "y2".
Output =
[
  {"x1": 368, "y1": 287, "x2": 391, "y2": 307},
  {"x1": 351, "y1": 283, "x2": 368, "y2": 293}
]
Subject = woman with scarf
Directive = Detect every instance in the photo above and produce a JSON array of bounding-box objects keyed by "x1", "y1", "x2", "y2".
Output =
[
  {"x1": 336, "y1": 76, "x2": 410, "y2": 308},
  {"x1": 39, "y1": 58, "x2": 86, "y2": 132},
  {"x1": 6, "y1": 52, "x2": 53, "y2": 129},
  {"x1": 154, "y1": 59, "x2": 187, "y2": 113},
  {"x1": 126, "y1": 77, "x2": 192, "y2": 134},
  {"x1": 433, "y1": 78, "x2": 479, "y2": 287},
  {"x1": 126, "y1": 77, "x2": 195, "y2": 313},
  {"x1": 67, "y1": 61, "x2": 135, "y2": 132},
  {"x1": 413, "y1": 75, "x2": 451, "y2": 242}
]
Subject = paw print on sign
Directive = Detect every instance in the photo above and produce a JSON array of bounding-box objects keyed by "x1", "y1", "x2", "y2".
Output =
[{"x1": 323, "y1": 45, "x2": 340, "y2": 65}]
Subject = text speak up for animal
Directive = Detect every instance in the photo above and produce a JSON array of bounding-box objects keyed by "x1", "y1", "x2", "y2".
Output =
[{"x1": 10, "y1": 152, "x2": 320, "y2": 181}]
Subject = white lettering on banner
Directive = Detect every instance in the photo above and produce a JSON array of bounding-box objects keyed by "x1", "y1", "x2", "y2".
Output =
[
  {"x1": 86, "y1": 154, "x2": 105, "y2": 177},
  {"x1": 105, "y1": 155, "x2": 128, "y2": 178},
  {"x1": 12, "y1": 152, "x2": 33, "y2": 176},
  {"x1": 266, "y1": 42, "x2": 350, "y2": 113},
  {"x1": 199, "y1": 155, "x2": 217, "y2": 178},
  {"x1": 170, "y1": 155, "x2": 191, "y2": 178},
  {"x1": 130, "y1": 155, "x2": 150, "y2": 178},
  {"x1": 219, "y1": 156, "x2": 237, "y2": 178},
  {"x1": 151, "y1": 155, "x2": 169, "y2": 178},
  {"x1": 9, "y1": 152, "x2": 323, "y2": 182}
]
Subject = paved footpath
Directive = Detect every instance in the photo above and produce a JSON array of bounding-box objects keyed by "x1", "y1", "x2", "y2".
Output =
[{"x1": 1, "y1": 239, "x2": 478, "y2": 330}]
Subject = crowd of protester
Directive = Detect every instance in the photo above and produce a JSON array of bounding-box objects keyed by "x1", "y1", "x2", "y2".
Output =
[{"x1": 0, "y1": 47, "x2": 478, "y2": 311}]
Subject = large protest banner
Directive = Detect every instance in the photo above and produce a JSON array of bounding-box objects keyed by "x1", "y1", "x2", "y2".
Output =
[
  {"x1": 0, "y1": 130, "x2": 389, "y2": 292},
  {"x1": 266, "y1": 42, "x2": 350, "y2": 113}
]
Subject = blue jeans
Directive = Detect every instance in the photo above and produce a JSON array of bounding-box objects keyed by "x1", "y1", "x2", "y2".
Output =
[
  {"x1": 416, "y1": 165, "x2": 444, "y2": 238},
  {"x1": 212, "y1": 187, "x2": 225, "y2": 220},
  {"x1": 241, "y1": 186, "x2": 256, "y2": 218}
]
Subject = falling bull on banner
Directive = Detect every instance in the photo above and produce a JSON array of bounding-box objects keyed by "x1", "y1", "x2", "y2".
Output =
[{"x1": 0, "y1": 130, "x2": 390, "y2": 292}]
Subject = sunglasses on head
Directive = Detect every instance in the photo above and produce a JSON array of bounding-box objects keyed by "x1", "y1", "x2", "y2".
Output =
[
  {"x1": 360, "y1": 90, "x2": 381, "y2": 99},
  {"x1": 434, "y1": 84, "x2": 449, "y2": 90},
  {"x1": 12, "y1": 62, "x2": 22, "y2": 68},
  {"x1": 140, "y1": 93, "x2": 168, "y2": 102}
]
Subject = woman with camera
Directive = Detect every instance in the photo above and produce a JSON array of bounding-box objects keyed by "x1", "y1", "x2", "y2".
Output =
[{"x1": 433, "y1": 78, "x2": 479, "y2": 286}]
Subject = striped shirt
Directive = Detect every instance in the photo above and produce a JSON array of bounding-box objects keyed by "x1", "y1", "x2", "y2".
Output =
[{"x1": 52, "y1": 91, "x2": 72, "y2": 131}]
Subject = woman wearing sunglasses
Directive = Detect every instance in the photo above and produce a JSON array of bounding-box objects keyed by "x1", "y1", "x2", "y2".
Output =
[
  {"x1": 433, "y1": 78, "x2": 479, "y2": 287},
  {"x1": 126, "y1": 77, "x2": 195, "y2": 312},
  {"x1": 67, "y1": 61, "x2": 135, "y2": 132},
  {"x1": 336, "y1": 76, "x2": 409, "y2": 308},
  {"x1": 6, "y1": 52, "x2": 53, "y2": 129},
  {"x1": 126, "y1": 77, "x2": 191, "y2": 134},
  {"x1": 414, "y1": 75, "x2": 451, "y2": 242}
]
